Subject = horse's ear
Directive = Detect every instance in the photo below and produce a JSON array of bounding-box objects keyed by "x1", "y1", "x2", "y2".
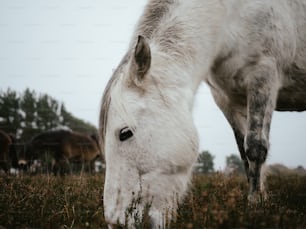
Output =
[{"x1": 132, "y1": 35, "x2": 151, "y2": 82}]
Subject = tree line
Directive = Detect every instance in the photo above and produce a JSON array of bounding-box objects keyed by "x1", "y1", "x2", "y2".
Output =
[
  {"x1": 0, "y1": 88, "x2": 97, "y2": 142},
  {"x1": 195, "y1": 150, "x2": 245, "y2": 174}
]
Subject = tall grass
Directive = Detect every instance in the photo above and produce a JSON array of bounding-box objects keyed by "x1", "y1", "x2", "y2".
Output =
[
  {"x1": 0, "y1": 173, "x2": 305, "y2": 228},
  {"x1": 0, "y1": 174, "x2": 106, "y2": 228}
]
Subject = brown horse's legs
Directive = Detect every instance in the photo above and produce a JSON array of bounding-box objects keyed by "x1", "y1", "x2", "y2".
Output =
[
  {"x1": 52, "y1": 159, "x2": 59, "y2": 175},
  {"x1": 52, "y1": 159, "x2": 68, "y2": 176},
  {"x1": 0, "y1": 161, "x2": 9, "y2": 174},
  {"x1": 59, "y1": 159, "x2": 70, "y2": 176}
]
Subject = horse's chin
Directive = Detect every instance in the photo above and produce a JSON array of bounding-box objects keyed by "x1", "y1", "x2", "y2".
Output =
[{"x1": 104, "y1": 165, "x2": 193, "y2": 228}]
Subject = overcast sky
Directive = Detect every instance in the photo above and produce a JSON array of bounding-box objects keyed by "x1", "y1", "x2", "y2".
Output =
[{"x1": 0, "y1": 0, "x2": 305, "y2": 169}]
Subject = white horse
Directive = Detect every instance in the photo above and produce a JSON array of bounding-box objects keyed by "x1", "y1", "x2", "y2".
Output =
[{"x1": 100, "y1": 0, "x2": 306, "y2": 227}]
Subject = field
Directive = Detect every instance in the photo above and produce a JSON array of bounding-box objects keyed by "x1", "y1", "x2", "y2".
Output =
[{"x1": 0, "y1": 173, "x2": 305, "y2": 228}]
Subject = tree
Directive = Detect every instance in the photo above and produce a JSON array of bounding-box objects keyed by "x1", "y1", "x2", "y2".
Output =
[
  {"x1": 0, "y1": 88, "x2": 97, "y2": 141},
  {"x1": 60, "y1": 104, "x2": 97, "y2": 134},
  {"x1": 195, "y1": 150, "x2": 215, "y2": 173},
  {"x1": 0, "y1": 88, "x2": 23, "y2": 136},
  {"x1": 20, "y1": 89, "x2": 40, "y2": 139},
  {"x1": 36, "y1": 94, "x2": 60, "y2": 131},
  {"x1": 225, "y1": 154, "x2": 244, "y2": 174}
]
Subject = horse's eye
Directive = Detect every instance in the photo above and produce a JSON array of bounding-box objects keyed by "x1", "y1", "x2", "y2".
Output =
[{"x1": 119, "y1": 127, "x2": 133, "y2": 141}]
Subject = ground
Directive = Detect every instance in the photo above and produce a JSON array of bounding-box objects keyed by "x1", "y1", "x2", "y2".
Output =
[{"x1": 0, "y1": 173, "x2": 305, "y2": 228}]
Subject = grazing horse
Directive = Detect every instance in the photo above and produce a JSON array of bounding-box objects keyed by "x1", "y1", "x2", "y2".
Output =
[
  {"x1": 24, "y1": 130, "x2": 101, "y2": 175},
  {"x1": 99, "y1": 0, "x2": 306, "y2": 227},
  {"x1": 0, "y1": 130, "x2": 18, "y2": 174}
]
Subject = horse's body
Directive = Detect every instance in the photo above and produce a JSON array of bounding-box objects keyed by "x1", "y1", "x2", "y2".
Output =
[
  {"x1": 100, "y1": 0, "x2": 306, "y2": 227},
  {"x1": 25, "y1": 130, "x2": 101, "y2": 175}
]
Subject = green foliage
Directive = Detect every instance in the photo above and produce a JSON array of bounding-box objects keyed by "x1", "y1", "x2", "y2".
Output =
[
  {"x1": 0, "y1": 88, "x2": 97, "y2": 141},
  {"x1": 36, "y1": 94, "x2": 60, "y2": 131},
  {"x1": 226, "y1": 153, "x2": 245, "y2": 174},
  {"x1": 0, "y1": 88, "x2": 22, "y2": 135},
  {"x1": 60, "y1": 104, "x2": 97, "y2": 134},
  {"x1": 1, "y1": 173, "x2": 305, "y2": 228},
  {"x1": 20, "y1": 89, "x2": 40, "y2": 138},
  {"x1": 195, "y1": 151, "x2": 215, "y2": 174}
]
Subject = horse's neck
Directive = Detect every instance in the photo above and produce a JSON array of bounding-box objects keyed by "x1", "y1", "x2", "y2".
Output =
[
  {"x1": 143, "y1": 0, "x2": 224, "y2": 96},
  {"x1": 183, "y1": 1, "x2": 225, "y2": 91}
]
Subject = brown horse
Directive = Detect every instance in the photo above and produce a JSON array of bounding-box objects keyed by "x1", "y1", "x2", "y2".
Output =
[
  {"x1": 24, "y1": 129, "x2": 102, "y2": 175},
  {"x1": 0, "y1": 130, "x2": 18, "y2": 174}
]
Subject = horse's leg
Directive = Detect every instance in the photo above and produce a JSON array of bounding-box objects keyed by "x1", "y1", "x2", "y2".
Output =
[
  {"x1": 52, "y1": 157, "x2": 67, "y2": 176},
  {"x1": 0, "y1": 162, "x2": 9, "y2": 174},
  {"x1": 59, "y1": 158, "x2": 70, "y2": 176},
  {"x1": 245, "y1": 58, "x2": 279, "y2": 202},
  {"x1": 52, "y1": 158, "x2": 61, "y2": 176},
  {"x1": 52, "y1": 158, "x2": 58, "y2": 175},
  {"x1": 233, "y1": 127, "x2": 249, "y2": 179},
  {"x1": 210, "y1": 91, "x2": 249, "y2": 179}
]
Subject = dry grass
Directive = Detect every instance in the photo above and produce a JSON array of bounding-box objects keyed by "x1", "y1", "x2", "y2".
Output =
[
  {"x1": 0, "y1": 174, "x2": 106, "y2": 229},
  {"x1": 0, "y1": 173, "x2": 305, "y2": 228}
]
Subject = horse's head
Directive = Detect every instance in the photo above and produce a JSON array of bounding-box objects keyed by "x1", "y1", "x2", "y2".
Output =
[{"x1": 100, "y1": 36, "x2": 199, "y2": 227}]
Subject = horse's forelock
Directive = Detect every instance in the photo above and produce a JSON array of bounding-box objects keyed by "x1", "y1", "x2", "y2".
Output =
[{"x1": 135, "y1": 0, "x2": 194, "y2": 63}]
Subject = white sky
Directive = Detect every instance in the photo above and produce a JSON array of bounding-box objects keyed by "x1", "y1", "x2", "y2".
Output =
[{"x1": 0, "y1": 0, "x2": 305, "y2": 169}]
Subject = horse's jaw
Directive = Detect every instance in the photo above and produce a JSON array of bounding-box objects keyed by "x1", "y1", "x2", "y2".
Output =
[{"x1": 103, "y1": 160, "x2": 194, "y2": 228}]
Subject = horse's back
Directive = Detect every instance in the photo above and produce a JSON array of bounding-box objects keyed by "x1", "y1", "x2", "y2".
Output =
[
  {"x1": 275, "y1": 0, "x2": 306, "y2": 111},
  {"x1": 61, "y1": 132, "x2": 99, "y2": 161},
  {"x1": 211, "y1": 0, "x2": 306, "y2": 111},
  {"x1": 28, "y1": 130, "x2": 71, "y2": 160},
  {"x1": 222, "y1": 0, "x2": 306, "y2": 61},
  {"x1": 31, "y1": 130, "x2": 65, "y2": 149},
  {"x1": 264, "y1": 0, "x2": 306, "y2": 111}
]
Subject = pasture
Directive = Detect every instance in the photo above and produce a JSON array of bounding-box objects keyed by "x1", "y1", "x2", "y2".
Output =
[{"x1": 0, "y1": 173, "x2": 305, "y2": 228}]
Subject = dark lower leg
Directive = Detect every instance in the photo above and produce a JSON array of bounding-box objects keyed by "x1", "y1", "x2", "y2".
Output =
[{"x1": 233, "y1": 130, "x2": 249, "y2": 181}]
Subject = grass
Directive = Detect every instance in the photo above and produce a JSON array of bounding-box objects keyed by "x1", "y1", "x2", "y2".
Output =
[
  {"x1": 0, "y1": 174, "x2": 106, "y2": 229},
  {"x1": 0, "y1": 173, "x2": 305, "y2": 228}
]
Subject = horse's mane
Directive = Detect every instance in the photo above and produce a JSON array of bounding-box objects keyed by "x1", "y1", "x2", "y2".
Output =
[
  {"x1": 134, "y1": 0, "x2": 190, "y2": 59},
  {"x1": 135, "y1": 0, "x2": 174, "y2": 39}
]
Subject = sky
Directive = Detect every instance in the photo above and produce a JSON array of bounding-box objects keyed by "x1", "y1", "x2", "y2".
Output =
[{"x1": 0, "y1": 0, "x2": 305, "y2": 170}]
